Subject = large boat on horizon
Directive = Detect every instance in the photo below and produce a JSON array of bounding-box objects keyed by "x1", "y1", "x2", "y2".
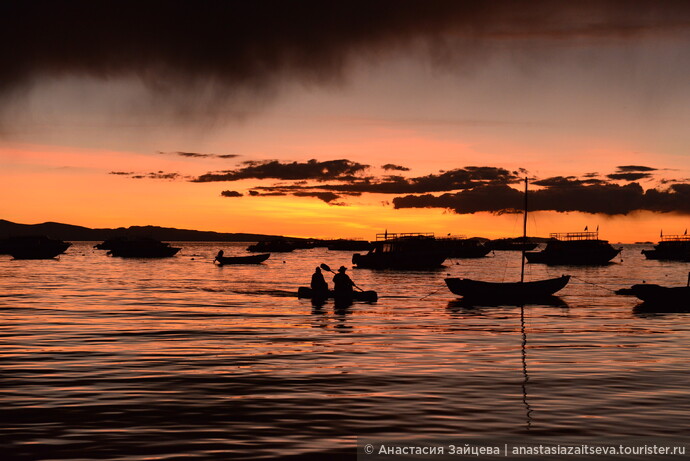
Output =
[
  {"x1": 437, "y1": 236, "x2": 492, "y2": 258},
  {"x1": 490, "y1": 237, "x2": 539, "y2": 252},
  {"x1": 0, "y1": 235, "x2": 72, "y2": 260},
  {"x1": 352, "y1": 232, "x2": 448, "y2": 269},
  {"x1": 524, "y1": 231, "x2": 621, "y2": 265},
  {"x1": 100, "y1": 237, "x2": 181, "y2": 258},
  {"x1": 641, "y1": 234, "x2": 690, "y2": 262}
]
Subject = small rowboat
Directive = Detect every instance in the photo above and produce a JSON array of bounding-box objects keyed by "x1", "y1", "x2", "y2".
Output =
[
  {"x1": 297, "y1": 287, "x2": 378, "y2": 302},
  {"x1": 445, "y1": 275, "x2": 570, "y2": 303},
  {"x1": 215, "y1": 253, "x2": 270, "y2": 265},
  {"x1": 617, "y1": 284, "x2": 690, "y2": 308}
]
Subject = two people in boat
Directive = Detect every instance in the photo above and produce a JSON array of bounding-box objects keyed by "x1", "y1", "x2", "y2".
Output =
[{"x1": 311, "y1": 266, "x2": 356, "y2": 297}]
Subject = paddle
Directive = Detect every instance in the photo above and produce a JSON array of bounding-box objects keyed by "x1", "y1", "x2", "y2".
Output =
[{"x1": 320, "y1": 263, "x2": 364, "y2": 292}]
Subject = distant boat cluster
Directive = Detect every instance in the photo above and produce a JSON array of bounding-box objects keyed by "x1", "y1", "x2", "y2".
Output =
[{"x1": 1, "y1": 229, "x2": 688, "y2": 310}]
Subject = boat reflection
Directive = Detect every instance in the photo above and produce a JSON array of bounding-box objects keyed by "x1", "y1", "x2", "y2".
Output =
[
  {"x1": 520, "y1": 305, "x2": 533, "y2": 431},
  {"x1": 633, "y1": 302, "x2": 690, "y2": 316},
  {"x1": 447, "y1": 295, "x2": 568, "y2": 310}
]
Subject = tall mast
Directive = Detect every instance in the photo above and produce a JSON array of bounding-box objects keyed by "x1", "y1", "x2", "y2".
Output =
[{"x1": 521, "y1": 177, "x2": 528, "y2": 283}]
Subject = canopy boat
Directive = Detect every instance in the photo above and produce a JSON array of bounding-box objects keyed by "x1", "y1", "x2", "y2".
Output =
[
  {"x1": 437, "y1": 236, "x2": 492, "y2": 258},
  {"x1": 445, "y1": 178, "x2": 570, "y2": 304},
  {"x1": 352, "y1": 232, "x2": 448, "y2": 269},
  {"x1": 2, "y1": 235, "x2": 71, "y2": 260},
  {"x1": 215, "y1": 252, "x2": 270, "y2": 265},
  {"x1": 246, "y1": 239, "x2": 295, "y2": 253},
  {"x1": 641, "y1": 234, "x2": 690, "y2": 261},
  {"x1": 490, "y1": 237, "x2": 538, "y2": 252},
  {"x1": 104, "y1": 237, "x2": 180, "y2": 258},
  {"x1": 326, "y1": 239, "x2": 373, "y2": 251},
  {"x1": 297, "y1": 286, "x2": 378, "y2": 302},
  {"x1": 525, "y1": 231, "x2": 621, "y2": 265}
]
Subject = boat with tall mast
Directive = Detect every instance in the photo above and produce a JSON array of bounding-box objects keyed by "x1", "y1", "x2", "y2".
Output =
[{"x1": 444, "y1": 178, "x2": 570, "y2": 303}]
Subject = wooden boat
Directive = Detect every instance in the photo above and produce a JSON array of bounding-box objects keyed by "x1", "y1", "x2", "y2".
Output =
[
  {"x1": 437, "y1": 237, "x2": 492, "y2": 258},
  {"x1": 215, "y1": 253, "x2": 270, "y2": 265},
  {"x1": 525, "y1": 231, "x2": 621, "y2": 265},
  {"x1": 2, "y1": 235, "x2": 71, "y2": 259},
  {"x1": 617, "y1": 284, "x2": 690, "y2": 305},
  {"x1": 445, "y1": 275, "x2": 570, "y2": 302},
  {"x1": 445, "y1": 178, "x2": 570, "y2": 304},
  {"x1": 105, "y1": 238, "x2": 180, "y2": 258},
  {"x1": 641, "y1": 234, "x2": 690, "y2": 261},
  {"x1": 297, "y1": 287, "x2": 378, "y2": 302},
  {"x1": 490, "y1": 237, "x2": 538, "y2": 252},
  {"x1": 246, "y1": 239, "x2": 295, "y2": 253},
  {"x1": 326, "y1": 239, "x2": 372, "y2": 251},
  {"x1": 352, "y1": 232, "x2": 447, "y2": 269}
]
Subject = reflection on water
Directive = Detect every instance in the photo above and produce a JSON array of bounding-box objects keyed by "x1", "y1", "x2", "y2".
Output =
[{"x1": 1, "y1": 243, "x2": 690, "y2": 459}]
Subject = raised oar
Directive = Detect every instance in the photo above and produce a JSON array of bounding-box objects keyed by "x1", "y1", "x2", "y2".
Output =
[{"x1": 320, "y1": 263, "x2": 364, "y2": 292}]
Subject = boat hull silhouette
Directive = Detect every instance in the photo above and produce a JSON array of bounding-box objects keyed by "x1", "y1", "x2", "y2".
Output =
[
  {"x1": 445, "y1": 275, "x2": 570, "y2": 303},
  {"x1": 104, "y1": 238, "x2": 181, "y2": 258},
  {"x1": 525, "y1": 240, "x2": 620, "y2": 265},
  {"x1": 215, "y1": 253, "x2": 270, "y2": 265},
  {"x1": 641, "y1": 237, "x2": 690, "y2": 261},
  {"x1": 297, "y1": 287, "x2": 378, "y2": 302},
  {"x1": 617, "y1": 284, "x2": 690, "y2": 307},
  {"x1": 2, "y1": 236, "x2": 72, "y2": 260}
]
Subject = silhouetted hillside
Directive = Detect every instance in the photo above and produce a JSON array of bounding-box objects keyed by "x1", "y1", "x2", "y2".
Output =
[{"x1": 0, "y1": 220, "x2": 292, "y2": 242}]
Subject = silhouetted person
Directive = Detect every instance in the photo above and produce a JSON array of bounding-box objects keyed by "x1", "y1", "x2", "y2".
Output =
[
  {"x1": 311, "y1": 267, "x2": 329, "y2": 294},
  {"x1": 215, "y1": 250, "x2": 224, "y2": 261},
  {"x1": 333, "y1": 266, "x2": 355, "y2": 297}
]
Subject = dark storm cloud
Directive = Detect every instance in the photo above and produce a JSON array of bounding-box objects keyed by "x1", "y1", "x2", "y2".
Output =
[
  {"x1": 532, "y1": 176, "x2": 608, "y2": 187},
  {"x1": 192, "y1": 159, "x2": 369, "y2": 182},
  {"x1": 236, "y1": 165, "x2": 517, "y2": 195},
  {"x1": 158, "y1": 151, "x2": 240, "y2": 159},
  {"x1": 109, "y1": 170, "x2": 188, "y2": 180},
  {"x1": 607, "y1": 172, "x2": 652, "y2": 181},
  {"x1": 293, "y1": 191, "x2": 341, "y2": 204},
  {"x1": 220, "y1": 190, "x2": 243, "y2": 197},
  {"x1": 393, "y1": 181, "x2": 690, "y2": 215},
  {"x1": 248, "y1": 190, "x2": 287, "y2": 197},
  {"x1": 616, "y1": 165, "x2": 658, "y2": 172},
  {"x1": 381, "y1": 164, "x2": 410, "y2": 172},
  {"x1": 3, "y1": 1, "x2": 690, "y2": 101}
]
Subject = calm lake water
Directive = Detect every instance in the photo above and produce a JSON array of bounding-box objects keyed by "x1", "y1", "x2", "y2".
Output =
[{"x1": 2, "y1": 242, "x2": 689, "y2": 460}]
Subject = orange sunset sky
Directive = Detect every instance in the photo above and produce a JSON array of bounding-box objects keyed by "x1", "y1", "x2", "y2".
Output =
[{"x1": 2, "y1": 1, "x2": 690, "y2": 242}]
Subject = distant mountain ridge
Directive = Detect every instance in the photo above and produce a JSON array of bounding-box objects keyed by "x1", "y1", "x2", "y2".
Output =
[{"x1": 0, "y1": 220, "x2": 292, "y2": 242}]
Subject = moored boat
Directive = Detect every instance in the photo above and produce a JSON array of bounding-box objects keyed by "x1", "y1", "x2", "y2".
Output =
[
  {"x1": 246, "y1": 239, "x2": 295, "y2": 253},
  {"x1": 352, "y1": 232, "x2": 447, "y2": 269},
  {"x1": 104, "y1": 237, "x2": 181, "y2": 258},
  {"x1": 445, "y1": 275, "x2": 570, "y2": 302},
  {"x1": 641, "y1": 234, "x2": 690, "y2": 261},
  {"x1": 326, "y1": 239, "x2": 372, "y2": 251},
  {"x1": 437, "y1": 236, "x2": 492, "y2": 258},
  {"x1": 490, "y1": 237, "x2": 538, "y2": 251},
  {"x1": 525, "y1": 231, "x2": 621, "y2": 265},
  {"x1": 445, "y1": 178, "x2": 571, "y2": 304},
  {"x1": 1, "y1": 235, "x2": 72, "y2": 259},
  {"x1": 215, "y1": 252, "x2": 270, "y2": 265},
  {"x1": 617, "y1": 283, "x2": 690, "y2": 305},
  {"x1": 297, "y1": 286, "x2": 378, "y2": 302}
]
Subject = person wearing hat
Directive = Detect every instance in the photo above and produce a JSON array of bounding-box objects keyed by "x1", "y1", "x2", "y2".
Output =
[{"x1": 333, "y1": 265, "x2": 355, "y2": 297}]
